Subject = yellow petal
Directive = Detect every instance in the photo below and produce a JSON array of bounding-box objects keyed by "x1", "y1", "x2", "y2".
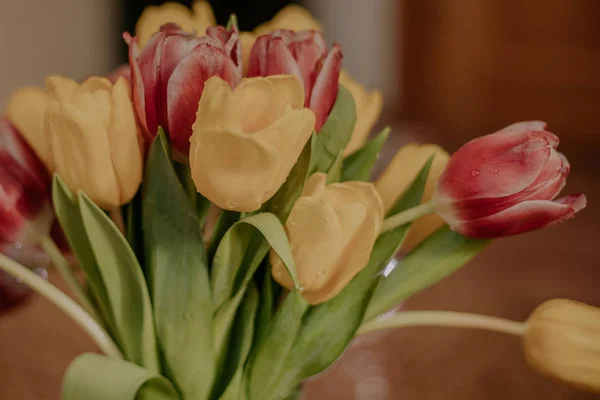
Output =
[
  {"x1": 5, "y1": 87, "x2": 53, "y2": 169},
  {"x1": 236, "y1": 77, "x2": 287, "y2": 133},
  {"x1": 254, "y1": 5, "x2": 321, "y2": 36},
  {"x1": 340, "y1": 71, "x2": 384, "y2": 155},
  {"x1": 108, "y1": 78, "x2": 143, "y2": 205},
  {"x1": 192, "y1": 77, "x2": 240, "y2": 135},
  {"x1": 80, "y1": 76, "x2": 113, "y2": 94},
  {"x1": 265, "y1": 75, "x2": 305, "y2": 110},
  {"x1": 375, "y1": 143, "x2": 449, "y2": 250},
  {"x1": 45, "y1": 101, "x2": 120, "y2": 208},
  {"x1": 191, "y1": 0, "x2": 216, "y2": 33},
  {"x1": 240, "y1": 32, "x2": 256, "y2": 77},
  {"x1": 136, "y1": 2, "x2": 197, "y2": 47},
  {"x1": 45, "y1": 75, "x2": 79, "y2": 102}
]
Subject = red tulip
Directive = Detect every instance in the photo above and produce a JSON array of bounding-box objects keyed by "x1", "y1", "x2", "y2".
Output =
[
  {"x1": 0, "y1": 118, "x2": 53, "y2": 265},
  {"x1": 124, "y1": 23, "x2": 242, "y2": 156},
  {"x1": 247, "y1": 29, "x2": 342, "y2": 130},
  {"x1": 433, "y1": 121, "x2": 586, "y2": 238}
]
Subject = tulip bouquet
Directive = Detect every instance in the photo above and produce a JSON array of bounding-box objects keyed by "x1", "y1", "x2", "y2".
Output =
[{"x1": 0, "y1": 2, "x2": 597, "y2": 399}]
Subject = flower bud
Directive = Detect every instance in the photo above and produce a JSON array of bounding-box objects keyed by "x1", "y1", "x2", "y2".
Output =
[
  {"x1": 0, "y1": 118, "x2": 53, "y2": 261},
  {"x1": 524, "y1": 299, "x2": 600, "y2": 393},
  {"x1": 376, "y1": 144, "x2": 449, "y2": 250},
  {"x1": 125, "y1": 23, "x2": 241, "y2": 156},
  {"x1": 135, "y1": 0, "x2": 216, "y2": 47},
  {"x1": 190, "y1": 75, "x2": 315, "y2": 212},
  {"x1": 248, "y1": 29, "x2": 342, "y2": 130},
  {"x1": 433, "y1": 121, "x2": 586, "y2": 238},
  {"x1": 271, "y1": 172, "x2": 383, "y2": 304},
  {"x1": 253, "y1": 5, "x2": 322, "y2": 37},
  {"x1": 340, "y1": 70, "x2": 383, "y2": 156}
]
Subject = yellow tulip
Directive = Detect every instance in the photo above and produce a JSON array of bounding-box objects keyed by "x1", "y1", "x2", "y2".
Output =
[
  {"x1": 190, "y1": 75, "x2": 315, "y2": 212},
  {"x1": 8, "y1": 76, "x2": 143, "y2": 209},
  {"x1": 135, "y1": 0, "x2": 216, "y2": 47},
  {"x1": 271, "y1": 172, "x2": 383, "y2": 304},
  {"x1": 524, "y1": 299, "x2": 600, "y2": 393},
  {"x1": 253, "y1": 5, "x2": 322, "y2": 37},
  {"x1": 340, "y1": 71, "x2": 384, "y2": 156},
  {"x1": 375, "y1": 144, "x2": 449, "y2": 250},
  {"x1": 240, "y1": 32, "x2": 256, "y2": 77}
]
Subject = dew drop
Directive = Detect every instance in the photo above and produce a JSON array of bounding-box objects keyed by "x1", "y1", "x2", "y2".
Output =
[
  {"x1": 308, "y1": 202, "x2": 317, "y2": 208},
  {"x1": 16, "y1": 277, "x2": 23, "y2": 284},
  {"x1": 489, "y1": 168, "x2": 499, "y2": 175},
  {"x1": 325, "y1": 216, "x2": 333, "y2": 222},
  {"x1": 225, "y1": 201, "x2": 237, "y2": 209},
  {"x1": 318, "y1": 269, "x2": 327, "y2": 277},
  {"x1": 298, "y1": 286, "x2": 305, "y2": 293},
  {"x1": 35, "y1": 268, "x2": 48, "y2": 281},
  {"x1": 14, "y1": 242, "x2": 22, "y2": 250},
  {"x1": 289, "y1": 221, "x2": 297, "y2": 226},
  {"x1": 470, "y1": 169, "x2": 480, "y2": 177}
]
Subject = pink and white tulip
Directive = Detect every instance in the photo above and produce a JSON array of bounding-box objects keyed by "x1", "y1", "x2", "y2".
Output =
[
  {"x1": 0, "y1": 118, "x2": 53, "y2": 265},
  {"x1": 125, "y1": 23, "x2": 242, "y2": 156},
  {"x1": 433, "y1": 121, "x2": 586, "y2": 238},
  {"x1": 247, "y1": 29, "x2": 342, "y2": 130}
]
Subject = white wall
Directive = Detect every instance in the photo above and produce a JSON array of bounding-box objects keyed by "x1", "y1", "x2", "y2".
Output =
[
  {"x1": 0, "y1": 0, "x2": 120, "y2": 109},
  {"x1": 304, "y1": 0, "x2": 399, "y2": 107}
]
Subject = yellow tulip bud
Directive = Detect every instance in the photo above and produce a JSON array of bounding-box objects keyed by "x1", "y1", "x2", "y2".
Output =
[
  {"x1": 190, "y1": 75, "x2": 315, "y2": 212},
  {"x1": 240, "y1": 32, "x2": 257, "y2": 77},
  {"x1": 375, "y1": 144, "x2": 449, "y2": 250},
  {"x1": 135, "y1": 0, "x2": 216, "y2": 47},
  {"x1": 271, "y1": 172, "x2": 384, "y2": 304},
  {"x1": 339, "y1": 70, "x2": 383, "y2": 156},
  {"x1": 253, "y1": 5, "x2": 322, "y2": 37},
  {"x1": 524, "y1": 299, "x2": 600, "y2": 393},
  {"x1": 35, "y1": 76, "x2": 142, "y2": 208}
]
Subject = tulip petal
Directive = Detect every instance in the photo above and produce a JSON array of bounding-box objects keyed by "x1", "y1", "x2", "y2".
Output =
[
  {"x1": 5, "y1": 87, "x2": 53, "y2": 169},
  {"x1": 240, "y1": 32, "x2": 256, "y2": 77},
  {"x1": 288, "y1": 31, "x2": 327, "y2": 98},
  {"x1": 167, "y1": 43, "x2": 240, "y2": 156},
  {"x1": 451, "y1": 194, "x2": 587, "y2": 238},
  {"x1": 125, "y1": 34, "x2": 151, "y2": 139},
  {"x1": 265, "y1": 37, "x2": 305, "y2": 89},
  {"x1": 253, "y1": 4, "x2": 322, "y2": 36},
  {"x1": 310, "y1": 44, "x2": 342, "y2": 131},
  {"x1": 263, "y1": 75, "x2": 305, "y2": 110},
  {"x1": 108, "y1": 78, "x2": 143, "y2": 205},
  {"x1": 247, "y1": 35, "x2": 269, "y2": 78},
  {"x1": 45, "y1": 76, "x2": 79, "y2": 102},
  {"x1": 344, "y1": 88, "x2": 383, "y2": 155},
  {"x1": 500, "y1": 120, "x2": 547, "y2": 133},
  {"x1": 135, "y1": 2, "x2": 198, "y2": 47}
]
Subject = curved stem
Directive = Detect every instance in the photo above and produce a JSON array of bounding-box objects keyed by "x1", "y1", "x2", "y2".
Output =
[
  {"x1": 0, "y1": 253, "x2": 122, "y2": 358},
  {"x1": 358, "y1": 311, "x2": 527, "y2": 337},
  {"x1": 39, "y1": 236, "x2": 100, "y2": 322},
  {"x1": 381, "y1": 202, "x2": 436, "y2": 233}
]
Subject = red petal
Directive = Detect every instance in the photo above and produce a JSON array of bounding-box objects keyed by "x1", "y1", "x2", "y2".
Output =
[
  {"x1": 437, "y1": 130, "x2": 557, "y2": 202},
  {"x1": 208, "y1": 26, "x2": 243, "y2": 78},
  {"x1": 451, "y1": 193, "x2": 587, "y2": 238},
  {"x1": 247, "y1": 35, "x2": 270, "y2": 77},
  {"x1": 311, "y1": 44, "x2": 342, "y2": 131},
  {"x1": 288, "y1": 31, "x2": 327, "y2": 101},
  {"x1": 124, "y1": 32, "x2": 151, "y2": 139},
  {"x1": 166, "y1": 43, "x2": 240, "y2": 156},
  {"x1": 265, "y1": 37, "x2": 304, "y2": 85}
]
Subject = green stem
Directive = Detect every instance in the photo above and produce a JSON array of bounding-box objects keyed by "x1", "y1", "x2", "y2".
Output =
[
  {"x1": 381, "y1": 202, "x2": 436, "y2": 233},
  {"x1": 358, "y1": 311, "x2": 527, "y2": 337},
  {"x1": 39, "y1": 236, "x2": 100, "y2": 322},
  {"x1": 0, "y1": 253, "x2": 122, "y2": 358}
]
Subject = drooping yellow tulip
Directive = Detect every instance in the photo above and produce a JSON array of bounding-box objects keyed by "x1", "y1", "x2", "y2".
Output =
[
  {"x1": 8, "y1": 76, "x2": 143, "y2": 209},
  {"x1": 135, "y1": 0, "x2": 216, "y2": 47},
  {"x1": 271, "y1": 172, "x2": 383, "y2": 304},
  {"x1": 253, "y1": 5, "x2": 322, "y2": 37},
  {"x1": 375, "y1": 144, "x2": 449, "y2": 250},
  {"x1": 190, "y1": 75, "x2": 315, "y2": 212},
  {"x1": 340, "y1": 70, "x2": 384, "y2": 156}
]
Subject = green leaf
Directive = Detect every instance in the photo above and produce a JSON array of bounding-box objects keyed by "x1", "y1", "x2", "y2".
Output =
[
  {"x1": 253, "y1": 262, "x2": 274, "y2": 344},
  {"x1": 52, "y1": 176, "x2": 114, "y2": 333},
  {"x1": 264, "y1": 133, "x2": 315, "y2": 223},
  {"x1": 211, "y1": 213, "x2": 300, "y2": 309},
  {"x1": 364, "y1": 227, "x2": 489, "y2": 321},
  {"x1": 125, "y1": 189, "x2": 145, "y2": 268},
  {"x1": 226, "y1": 13, "x2": 238, "y2": 30},
  {"x1": 266, "y1": 157, "x2": 436, "y2": 395},
  {"x1": 143, "y1": 133, "x2": 215, "y2": 399},
  {"x1": 245, "y1": 291, "x2": 309, "y2": 400},
  {"x1": 78, "y1": 192, "x2": 159, "y2": 372},
  {"x1": 215, "y1": 282, "x2": 259, "y2": 400},
  {"x1": 325, "y1": 151, "x2": 343, "y2": 184},
  {"x1": 207, "y1": 210, "x2": 241, "y2": 262},
  {"x1": 311, "y1": 85, "x2": 356, "y2": 173},
  {"x1": 62, "y1": 353, "x2": 180, "y2": 400},
  {"x1": 342, "y1": 127, "x2": 390, "y2": 182}
]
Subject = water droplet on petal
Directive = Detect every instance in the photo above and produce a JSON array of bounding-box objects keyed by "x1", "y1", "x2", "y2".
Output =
[
  {"x1": 318, "y1": 269, "x2": 327, "y2": 277},
  {"x1": 226, "y1": 201, "x2": 237, "y2": 209},
  {"x1": 16, "y1": 277, "x2": 22, "y2": 284},
  {"x1": 325, "y1": 216, "x2": 332, "y2": 222},
  {"x1": 471, "y1": 169, "x2": 480, "y2": 177},
  {"x1": 35, "y1": 268, "x2": 48, "y2": 281},
  {"x1": 489, "y1": 168, "x2": 499, "y2": 175},
  {"x1": 298, "y1": 286, "x2": 305, "y2": 293},
  {"x1": 289, "y1": 221, "x2": 297, "y2": 226},
  {"x1": 14, "y1": 242, "x2": 22, "y2": 250},
  {"x1": 308, "y1": 202, "x2": 317, "y2": 208}
]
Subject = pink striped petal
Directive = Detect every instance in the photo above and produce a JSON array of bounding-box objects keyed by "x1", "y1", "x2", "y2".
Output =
[
  {"x1": 311, "y1": 44, "x2": 342, "y2": 131},
  {"x1": 265, "y1": 37, "x2": 304, "y2": 86},
  {"x1": 452, "y1": 194, "x2": 586, "y2": 238},
  {"x1": 124, "y1": 32, "x2": 150, "y2": 138},
  {"x1": 289, "y1": 31, "x2": 327, "y2": 100},
  {"x1": 166, "y1": 43, "x2": 240, "y2": 156},
  {"x1": 207, "y1": 26, "x2": 243, "y2": 78},
  {"x1": 247, "y1": 35, "x2": 270, "y2": 77}
]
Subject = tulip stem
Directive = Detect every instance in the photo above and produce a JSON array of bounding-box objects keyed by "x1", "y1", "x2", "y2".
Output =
[
  {"x1": 0, "y1": 253, "x2": 122, "y2": 358},
  {"x1": 357, "y1": 311, "x2": 527, "y2": 337},
  {"x1": 381, "y1": 202, "x2": 436, "y2": 233},
  {"x1": 109, "y1": 208, "x2": 126, "y2": 234},
  {"x1": 39, "y1": 236, "x2": 100, "y2": 322}
]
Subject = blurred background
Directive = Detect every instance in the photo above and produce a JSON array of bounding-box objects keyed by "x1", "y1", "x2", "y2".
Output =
[{"x1": 1, "y1": 0, "x2": 599, "y2": 399}]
